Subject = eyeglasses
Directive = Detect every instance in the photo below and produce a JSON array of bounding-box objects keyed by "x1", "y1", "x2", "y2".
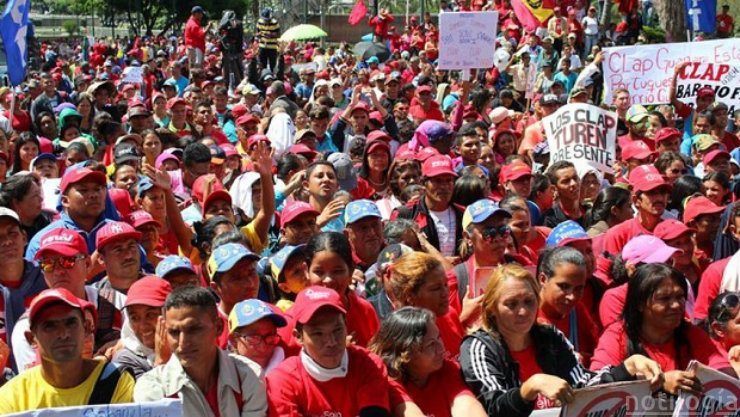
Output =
[
  {"x1": 715, "y1": 292, "x2": 740, "y2": 323},
  {"x1": 40, "y1": 255, "x2": 85, "y2": 273},
  {"x1": 480, "y1": 225, "x2": 511, "y2": 241},
  {"x1": 234, "y1": 332, "x2": 281, "y2": 347}
]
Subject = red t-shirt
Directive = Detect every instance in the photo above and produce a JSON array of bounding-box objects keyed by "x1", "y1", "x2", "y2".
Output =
[
  {"x1": 217, "y1": 309, "x2": 230, "y2": 349},
  {"x1": 266, "y1": 345, "x2": 390, "y2": 417},
  {"x1": 591, "y1": 320, "x2": 730, "y2": 372},
  {"x1": 185, "y1": 16, "x2": 206, "y2": 51},
  {"x1": 693, "y1": 257, "x2": 731, "y2": 321},
  {"x1": 388, "y1": 359, "x2": 473, "y2": 417},
  {"x1": 510, "y1": 344, "x2": 557, "y2": 410},
  {"x1": 538, "y1": 302, "x2": 600, "y2": 367},
  {"x1": 602, "y1": 217, "x2": 656, "y2": 256},
  {"x1": 720, "y1": 131, "x2": 740, "y2": 153},
  {"x1": 205, "y1": 379, "x2": 222, "y2": 417},
  {"x1": 4, "y1": 110, "x2": 31, "y2": 133},
  {"x1": 522, "y1": 227, "x2": 551, "y2": 265},
  {"x1": 599, "y1": 283, "x2": 628, "y2": 329},
  {"x1": 409, "y1": 101, "x2": 444, "y2": 122},
  {"x1": 437, "y1": 309, "x2": 465, "y2": 360},
  {"x1": 717, "y1": 14, "x2": 734, "y2": 33}
]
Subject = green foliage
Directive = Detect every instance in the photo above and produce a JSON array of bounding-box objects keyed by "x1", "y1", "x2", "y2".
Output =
[
  {"x1": 62, "y1": 19, "x2": 79, "y2": 37},
  {"x1": 641, "y1": 25, "x2": 666, "y2": 43}
]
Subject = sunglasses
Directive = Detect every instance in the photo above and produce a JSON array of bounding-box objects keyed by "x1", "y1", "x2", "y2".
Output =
[
  {"x1": 40, "y1": 255, "x2": 85, "y2": 273},
  {"x1": 716, "y1": 292, "x2": 740, "y2": 323},
  {"x1": 480, "y1": 225, "x2": 511, "y2": 241}
]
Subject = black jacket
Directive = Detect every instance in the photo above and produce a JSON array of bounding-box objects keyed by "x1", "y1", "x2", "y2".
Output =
[
  {"x1": 459, "y1": 325, "x2": 634, "y2": 417},
  {"x1": 394, "y1": 198, "x2": 464, "y2": 256}
]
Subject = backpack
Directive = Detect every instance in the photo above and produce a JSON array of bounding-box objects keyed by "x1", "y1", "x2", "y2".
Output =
[{"x1": 88, "y1": 363, "x2": 125, "y2": 405}]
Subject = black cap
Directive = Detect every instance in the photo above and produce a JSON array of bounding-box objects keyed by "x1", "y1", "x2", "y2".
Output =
[
  {"x1": 191, "y1": 6, "x2": 204, "y2": 14},
  {"x1": 114, "y1": 143, "x2": 141, "y2": 164}
]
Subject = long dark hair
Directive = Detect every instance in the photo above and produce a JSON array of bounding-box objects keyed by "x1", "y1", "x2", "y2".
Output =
[
  {"x1": 358, "y1": 139, "x2": 391, "y2": 181},
  {"x1": 369, "y1": 306, "x2": 435, "y2": 383},
  {"x1": 623, "y1": 263, "x2": 690, "y2": 364},
  {"x1": 585, "y1": 186, "x2": 631, "y2": 228},
  {"x1": 305, "y1": 232, "x2": 354, "y2": 271},
  {"x1": 11, "y1": 133, "x2": 40, "y2": 174},
  {"x1": 668, "y1": 176, "x2": 703, "y2": 217}
]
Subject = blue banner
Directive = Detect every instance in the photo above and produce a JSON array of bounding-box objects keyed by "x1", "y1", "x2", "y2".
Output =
[
  {"x1": 685, "y1": 0, "x2": 717, "y2": 33},
  {"x1": 0, "y1": 0, "x2": 29, "y2": 87}
]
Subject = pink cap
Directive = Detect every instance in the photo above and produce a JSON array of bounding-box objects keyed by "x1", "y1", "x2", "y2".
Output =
[
  {"x1": 654, "y1": 128, "x2": 682, "y2": 144},
  {"x1": 166, "y1": 97, "x2": 187, "y2": 110},
  {"x1": 350, "y1": 101, "x2": 371, "y2": 114},
  {"x1": 288, "y1": 143, "x2": 318, "y2": 159},
  {"x1": 96, "y1": 221, "x2": 142, "y2": 250},
  {"x1": 422, "y1": 155, "x2": 457, "y2": 178},
  {"x1": 704, "y1": 149, "x2": 731, "y2": 166},
  {"x1": 35, "y1": 228, "x2": 88, "y2": 259},
  {"x1": 280, "y1": 200, "x2": 319, "y2": 227},
  {"x1": 247, "y1": 134, "x2": 271, "y2": 150},
  {"x1": 622, "y1": 235, "x2": 679, "y2": 264},
  {"x1": 291, "y1": 286, "x2": 347, "y2": 324},
  {"x1": 236, "y1": 113, "x2": 259, "y2": 126},
  {"x1": 367, "y1": 130, "x2": 392, "y2": 142}
]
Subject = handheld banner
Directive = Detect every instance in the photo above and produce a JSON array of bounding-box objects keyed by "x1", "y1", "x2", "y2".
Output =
[{"x1": 438, "y1": 12, "x2": 498, "y2": 70}]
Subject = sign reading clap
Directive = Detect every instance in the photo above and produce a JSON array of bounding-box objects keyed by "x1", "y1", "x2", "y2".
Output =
[
  {"x1": 438, "y1": 11, "x2": 498, "y2": 70},
  {"x1": 673, "y1": 360, "x2": 740, "y2": 417},
  {"x1": 675, "y1": 62, "x2": 740, "y2": 115},
  {"x1": 6, "y1": 399, "x2": 182, "y2": 417},
  {"x1": 562, "y1": 380, "x2": 651, "y2": 417},
  {"x1": 602, "y1": 38, "x2": 740, "y2": 106},
  {"x1": 544, "y1": 103, "x2": 617, "y2": 174}
]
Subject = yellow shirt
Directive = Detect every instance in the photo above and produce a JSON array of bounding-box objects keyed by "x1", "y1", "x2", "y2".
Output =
[{"x1": 0, "y1": 360, "x2": 135, "y2": 413}]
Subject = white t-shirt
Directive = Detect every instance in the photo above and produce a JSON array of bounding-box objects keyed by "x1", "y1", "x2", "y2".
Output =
[
  {"x1": 582, "y1": 16, "x2": 599, "y2": 35},
  {"x1": 429, "y1": 207, "x2": 457, "y2": 257}
]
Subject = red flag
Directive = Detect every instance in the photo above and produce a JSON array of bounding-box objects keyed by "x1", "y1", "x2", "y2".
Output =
[{"x1": 348, "y1": 0, "x2": 368, "y2": 25}]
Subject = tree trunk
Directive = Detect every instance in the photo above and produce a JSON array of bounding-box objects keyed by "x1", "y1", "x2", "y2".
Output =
[
  {"x1": 655, "y1": 0, "x2": 687, "y2": 42},
  {"x1": 599, "y1": 0, "x2": 611, "y2": 28}
]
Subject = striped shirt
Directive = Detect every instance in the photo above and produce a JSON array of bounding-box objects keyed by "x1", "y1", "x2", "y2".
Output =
[{"x1": 257, "y1": 18, "x2": 280, "y2": 50}]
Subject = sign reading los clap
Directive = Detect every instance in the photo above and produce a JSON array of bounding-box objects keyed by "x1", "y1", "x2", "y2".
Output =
[
  {"x1": 438, "y1": 11, "x2": 498, "y2": 70},
  {"x1": 675, "y1": 62, "x2": 740, "y2": 115},
  {"x1": 602, "y1": 38, "x2": 740, "y2": 106},
  {"x1": 544, "y1": 103, "x2": 617, "y2": 174}
]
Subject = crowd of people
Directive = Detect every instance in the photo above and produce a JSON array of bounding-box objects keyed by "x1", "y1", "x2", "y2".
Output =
[{"x1": 0, "y1": 0, "x2": 738, "y2": 416}]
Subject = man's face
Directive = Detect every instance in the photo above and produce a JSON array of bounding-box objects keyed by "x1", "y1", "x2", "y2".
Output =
[
  {"x1": 0, "y1": 219, "x2": 25, "y2": 261},
  {"x1": 214, "y1": 94, "x2": 228, "y2": 110},
  {"x1": 28, "y1": 305, "x2": 86, "y2": 363},
  {"x1": 231, "y1": 318, "x2": 280, "y2": 366},
  {"x1": 628, "y1": 117, "x2": 649, "y2": 137},
  {"x1": 237, "y1": 122, "x2": 259, "y2": 144},
  {"x1": 282, "y1": 213, "x2": 319, "y2": 246},
  {"x1": 425, "y1": 174, "x2": 455, "y2": 208},
  {"x1": 34, "y1": 159, "x2": 58, "y2": 179},
  {"x1": 171, "y1": 104, "x2": 187, "y2": 124},
  {"x1": 297, "y1": 309, "x2": 347, "y2": 369},
  {"x1": 350, "y1": 110, "x2": 369, "y2": 131},
  {"x1": 394, "y1": 102, "x2": 409, "y2": 120},
  {"x1": 386, "y1": 81, "x2": 399, "y2": 98},
  {"x1": 657, "y1": 137, "x2": 680, "y2": 153},
  {"x1": 615, "y1": 92, "x2": 630, "y2": 111},
  {"x1": 62, "y1": 180, "x2": 106, "y2": 221},
  {"x1": 707, "y1": 156, "x2": 732, "y2": 177},
  {"x1": 458, "y1": 136, "x2": 481, "y2": 162},
  {"x1": 311, "y1": 118, "x2": 329, "y2": 137},
  {"x1": 555, "y1": 167, "x2": 580, "y2": 202},
  {"x1": 345, "y1": 217, "x2": 383, "y2": 261},
  {"x1": 635, "y1": 188, "x2": 669, "y2": 217},
  {"x1": 40, "y1": 254, "x2": 88, "y2": 293},
  {"x1": 100, "y1": 237, "x2": 141, "y2": 280},
  {"x1": 417, "y1": 90, "x2": 432, "y2": 105},
  {"x1": 43, "y1": 77, "x2": 55, "y2": 94},
  {"x1": 714, "y1": 108, "x2": 729, "y2": 129},
  {"x1": 212, "y1": 258, "x2": 259, "y2": 308},
  {"x1": 165, "y1": 305, "x2": 222, "y2": 371},
  {"x1": 695, "y1": 117, "x2": 712, "y2": 134},
  {"x1": 196, "y1": 106, "x2": 213, "y2": 125}
]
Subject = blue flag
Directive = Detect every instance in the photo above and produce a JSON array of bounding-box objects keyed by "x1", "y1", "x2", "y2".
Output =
[
  {"x1": 0, "y1": 0, "x2": 29, "y2": 87},
  {"x1": 685, "y1": 0, "x2": 717, "y2": 33}
]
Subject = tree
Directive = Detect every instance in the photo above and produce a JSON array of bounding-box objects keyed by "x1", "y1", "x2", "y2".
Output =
[
  {"x1": 62, "y1": 20, "x2": 80, "y2": 37},
  {"x1": 655, "y1": 0, "x2": 687, "y2": 42}
]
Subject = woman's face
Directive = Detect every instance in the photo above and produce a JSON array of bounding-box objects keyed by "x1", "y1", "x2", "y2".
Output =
[
  {"x1": 127, "y1": 304, "x2": 161, "y2": 349},
  {"x1": 496, "y1": 134, "x2": 516, "y2": 157},
  {"x1": 14, "y1": 180, "x2": 43, "y2": 219},
  {"x1": 162, "y1": 159, "x2": 180, "y2": 172},
  {"x1": 20, "y1": 142, "x2": 39, "y2": 165},
  {"x1": 407, "y1": 266, "x2": 450, "y2": 317},
  {"x1": 470, "y1": 215, "x2": 509, "y2": 264},
  {"x1": 491, "y1": 277, "x2": 538, "y2": 337},
  {"x1": 704, "y1": 179, "x2": 729, "y2": 206},
  {"x1": 153, "y1": 97, "x2": 166, "y2": 112},
  {"x1": 63, "y1": 127, "x2": 80, "y2": 142},
  {"x1": 77, "y1": 99, "x2": 92, "y2": 116},
  {"x1": 666, "y1": 233, "x2": 694, "y2": 267},
  {"x1": 479, "y1": 145, "x2": 497, "y2": 173},
  {"x1": 663, "y1": 160, "x2": 686, "y2": 184},
  {"x1": 40, "y1": 116, "x2": 57, "y2": 138},
  {"x1": 719, "y1": 309, "x2": 740, "y2": 349},
  {"x1": 507, "y1": 209, "x2": 531, "y2": 246},
  {"x1": 580, "y1": 173, "x2": 600, "y2": 202},
  {"x1": 308, "y1": 250, "x2": 351, "y2": 296},
  {"x1": 306, "y1": 165, "x2": 338, "y2": 200},
  {"x1": 646, "y1": 114, "x2": 663, "y2": 139},
  {"x1": 295, "y1": 111, "x2": 309, "y2": 128},
  {"x1": 65, "y1": 149, "x2": 88, "y2": 167},
  {"x1": 407, "y1": 320, "x2": 445, "y2": 377},
  {"x1": 114, "y1": 165, "x2": 138, "y2": 191},
  {"x1": 140, "y1": 187, "x2": 166, "y2": 219},
  {"x1": 539, "y1": 262, "x2": 587, "y2": 318},
  {"x1": 142, "y1": 133, "x2": 162, "y2": 159},
  {"x1": 232, "y1": 318, "x2": 280, "y2": 367},
  {"x1": 367, "y1": 149, "x2": 390, "y2": 173},
  {"x1": 642, "y1": 277, "x2": 686, "y2": 334}
]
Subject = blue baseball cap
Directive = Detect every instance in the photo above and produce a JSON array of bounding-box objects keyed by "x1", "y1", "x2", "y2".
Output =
[
  {"x1": 206, "y1": 243, "x2": 260, "y2": 281},
  {"x1": 228, "y1": 299, "x2": 287, "y2": 333},
  {"x1": 156, "y1": 255, "x2": 195, "y2": 278},
  {"x1": 426, "y1": 122, "x2": 455, "y2": 142},
  {"x1": 270, "y1": 245, "x2": 306, "y2": 279},
  {"x1": 462, "y1": 199, "x2": 511, "y2": 230},
  {"x1": 31, "y1": 153, "x2": 57, "y2": 170},
  {"x1": 344, "y1": 199, "x2": 382, "y2": 225},
  {"x1": 366, "y1": 56, "x2": 380, "y2": 65},
  {"x1": 137, "y1": 177, "x2": 155, "y2": 198},
  {"x1": 545, "y1": 220, "x2": 591, "y2": 247},
  {"x1": 163, "y1": 79, "x2": 177, "y2": 88}
]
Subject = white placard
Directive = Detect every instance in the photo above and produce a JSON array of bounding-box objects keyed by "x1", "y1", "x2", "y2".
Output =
[
  {"x1": 602, "y1": 38, "x2": 740, "y2": 106},
  {"x1": 438, "y1": 11, "x2": 498, "y2": 70},
  {"x1": 563, "y1": 380, "x2": 652, "y2": 417},
  {"x1": 675, "y1": 62, "x2": 740, "y2": 115},
  {"x1": 673, "y1": 360, "x2": 740, "y2": 417},
  {"x1": 544, "y1": 103, "x2": 618, "y2": 174},
  {"x1": 122, "y1": 66, "x2": 144, "y2": 84},
  {"x1": 6, "y1": 399, "x2": 182, "y2": 417}
]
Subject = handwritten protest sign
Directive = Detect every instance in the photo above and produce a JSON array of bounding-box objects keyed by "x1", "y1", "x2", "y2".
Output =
[
  {"x1": 563, "y1": 380, "x2": 651, "y2": 417},
  {"x1": 122, "y1": 66, "x2": 143, "y2": 84},
  {"x1": 6, "y1": 399, "x2": 182, "y2": 417},
  {"x1": 602, "y1": 38, "x2": 740, "y2": 106},
  {"x1": 673, "y1": 360, "x2": 740, "y2": 417},
  {"x1": 675, "y1": 62, "x2": 740, "y2": 115},
  {"x1": 544, "y1": 103, "x2": 617, "y2": 174},
  {"x1": 438, "y1": 12, "x2": 498, "y2": 70}
]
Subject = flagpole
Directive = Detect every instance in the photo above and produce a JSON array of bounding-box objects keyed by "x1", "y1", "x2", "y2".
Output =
[{"x1": 8, "y1": 89, "x2": 15, "y2": 134}]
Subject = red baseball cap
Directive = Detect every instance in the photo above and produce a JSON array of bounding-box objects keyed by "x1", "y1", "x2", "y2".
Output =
[
  {"x1": 653, "y1": 219, "x2": 695, "y2": 241},
  {"x1": 231, "y1": 104, "x2": 248, "y2": 118},
  {"x1": 416, "y1": 146, "x2": 440, "y2": 162},
  {"x1": 292, "y1": 286, "x2": 347, "y2": 324},
  {"x1": 281, "y1": 200, "x2": 320, "y2": 227},
  {"x1": 60, "y1": 168, "x2": 107, "y2": 194},
  {"x1": 288, "y1": 143, "x2": 318, "y2": 159},
  {"x1": 369, "y1": 111, "x2": 384, "y2": 124},
  {"x1": 683, "y1": 196, "x2": 725, "y2": 225},
  {"x1": 417, "y1": 85, "x2": 433, "y2": 93},
  {"x1": 351, "y1": 101, "x2": 371, "y2": 115},
  {"x1": 704, "y1": 149, "x2": 731, "y2": 166},
  {"x1": 621, "y1": 140, "x2": 654, "y2": 162},
  {"x1": 500, "y1": 161, "x2": 533, "y2": 182},
  {"x1": 697, "y1": 86, "x2": 716, "y2": 99},
  {"x1": 220, "y1": 144, "x2": 239, "y2": 158},
  {"x1": 236, "y1": 113, "x2": 259, "y2": 127},
  {"x1": 192, "y1": 175, "x2": 229, "y2": 211},
  {"x1": 29, "y1": 288, "x2": 87, "y2": 327},
  {"x1": 126, "y1": 209, "x2": 163, "y2": 229},
  {"x1": 395, "y1": 148, "x2": 417, "y2": 161},
  {"x1": 367, "y1": 130, "x2": 392, "y2": 142},
  {"x1": 628, "y1": 165, "x2": 670, "y2": 193},
  {"x1": 367, "y1": 139, "x2": 390, "y2": 155},
  {"x1": 166, "y1": 97, "x2": 187, "y2": 110},
  {"x1": 247, "y1": 134, "x2": 271, "y2": 150},
  {"x1": 422, "y1": 155, "x2": 457, "y2": 178},
  {"x1": 124, "y1": 275, "x2": 172, "y2": 308},
  {"x1": 35, "y1": 228, "x2": 88, "y2": 260},
  {"x1": 654, "y1": 127, "x2": 682, "y2": 144},
  {"x1": 96, "y1": 221, "x2": 142, "y2": 250}
]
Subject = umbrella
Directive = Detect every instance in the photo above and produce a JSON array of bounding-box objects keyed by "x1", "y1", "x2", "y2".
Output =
[
  {"x1": 279, "y1": 24, "x2": 328, "y2": 41},
  {"x1": 353, "y1": 41, "x2": 391, "y2": 62}
]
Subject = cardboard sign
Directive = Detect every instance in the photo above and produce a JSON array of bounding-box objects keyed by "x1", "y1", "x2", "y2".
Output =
[
  {"x1": 122, "y1": 66, "x2": 143, "y2": 84},
  {"x1": 544, "y1": 103, "x2": 618, "y2": 174},
  {"x1": 602, "y1": 39, "x2": 740, "y2": 106},
  {"x1": 563, "y1": 380, "x2": 652, "y2": 417},
  {"x1": 673, "y1": 360, "x2": 740, "y2": 417},
  {"x1": 438, "y1": 11, "x2": 498, "y2": 70},
  {"x1": 675, "y1": 62, "x2": 740, "y2": 115},
  {"x1": 471, "y1": 267, "x2": 496, "y2": 297},
  {"x1": 6, "y1": 399, "x2": 182, "y2": 417}
]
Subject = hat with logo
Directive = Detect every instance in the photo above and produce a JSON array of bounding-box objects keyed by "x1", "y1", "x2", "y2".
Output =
[
  {"x1": 292, "y1": 286, "x2": 347, "y2": 324},
  {"x1": 126, "y1": 209, "x2": 162, "y2": 229},
  {"x1": 192, "y1": 175, "x2": 232, "y2": 212},
  {"x1": 540, "y1": 94, "x2": 560, "y2": 106},
  {"x1": 206, "y1": 243, "x2": 260, "y2": 281},
  {"x1": 422, "y1": 155, "x2": 457, "y2": 178},
  {"x1": 156, "y1": 255, "x2": 196, "y2": 278},
  {"x1": 654, "y1": 128, "x2": 682, "y2": 144},
  {"x1": 462, "y1": 199, "x2": 511, "y2": 230},
  {"x1": 500, "y1": 160, "x2": 533, "y2": 182},
  {"x1": 622, "y1": 235, "x2": 678, "y2": 264},
  {"x1": 29, "y1": 288, "x2": 88, "y2": 327},
  {"x1": 124, "y1": 275, "x2": 172, "y2": 308},
  {"x1": 626, "y1": 105, "x2": 649, "y2": 124},
  {"x1": 697, "y1": 86, "x2": 716, "y2": 99},
  {"x1": 270, "y1": 244, "x2": 306, "y2": 280},
  {"x1": 546, "y1": 220, "x2": 591, "y2": 247},
  {"x1": 60, "y1": 167, "x2": 107, "y2": 194},
  {"x1": 228, "y1": 299, "x2": 287, "y2": 333},
  {"x1": 621, "y1": 140, "x2": 654, "y2": 162},
  {"x1": 683, "y1": 196, "x2": 725, "y2": 225},
  {"x1": 280, "y1": 200, "x2": 319, "y2": 228},
  {"x1": 35, "y1": 228, "x2": 88, "y2": 260},
  {"x1": 114, "y1": 143, "x2": 141, "y2": 165},
  {"x1": 654, "y1": 219, "x2": 695, "y2": 241},
  {"x1": 96, "y1": 221, "x2": 142, "y2": 250},
  {"x1": 628, "y1": 165, "x2": 671, "y2": 193},
  {"x1": 209, "y1": 145, "x2": 226, "y2": 165},
  {"x1": 327, "y1": 152, "x2": 358, "y2": 191},
  {"x1": 344, "y1": 200, "x2": 382, "y2": 225}
]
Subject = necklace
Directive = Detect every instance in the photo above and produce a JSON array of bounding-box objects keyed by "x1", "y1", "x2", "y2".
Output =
[{"x1": 367, "y1": 176, "x2": 386, "y2": 187}]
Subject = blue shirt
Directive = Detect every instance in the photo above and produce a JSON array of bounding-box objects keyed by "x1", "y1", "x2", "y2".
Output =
[
  {"x1": 25, "y1": 212, "x2": 112, "y2": 260},
  {"x1": 554, "y1": 71, "x2": 578, "y2": 94},
  {"x1": 168, "y1": 76, "x2": 190, "y2": 97}
]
